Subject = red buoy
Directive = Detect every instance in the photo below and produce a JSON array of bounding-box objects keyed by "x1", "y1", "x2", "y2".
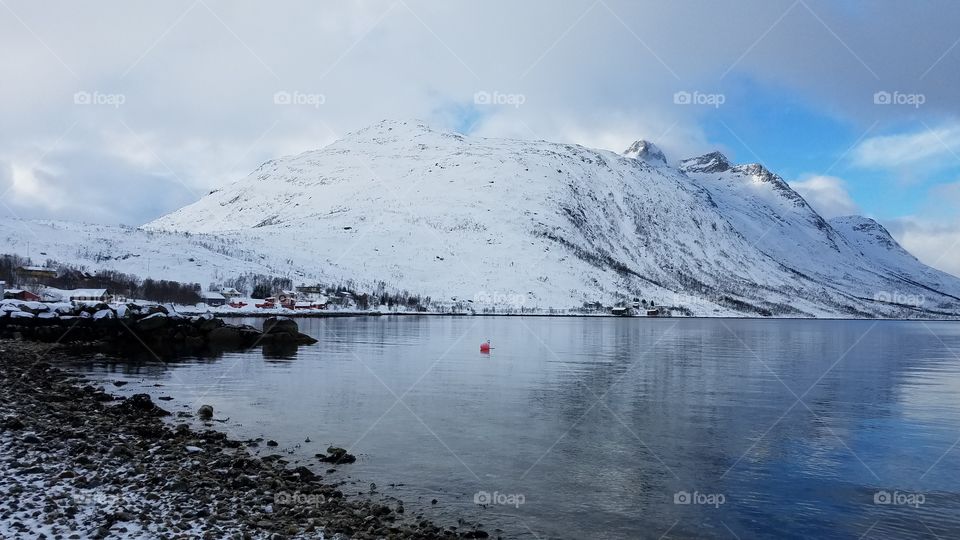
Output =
[{"x1": 480, "y1": 340, "x2": 491, "y2": 353}]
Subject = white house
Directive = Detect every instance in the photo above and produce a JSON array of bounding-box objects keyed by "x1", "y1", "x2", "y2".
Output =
[
  {"x1": 219, "y1": 287, "x2": 242, "y2": 300},
  {"x1": 68, "y1": 289, "x2": 112, "y2": 303},
  {"x1": 42, "y1": 288, "x2": 112, "y2": 303}
]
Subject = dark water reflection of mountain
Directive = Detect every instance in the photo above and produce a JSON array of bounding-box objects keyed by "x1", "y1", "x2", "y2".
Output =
[{"x1": 68, "y1": 317, "x2": 960, "y2": 539}]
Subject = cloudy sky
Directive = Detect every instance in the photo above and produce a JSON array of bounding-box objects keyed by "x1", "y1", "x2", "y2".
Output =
[{"x1": 2, "y1": 0, "x2": 959, "y2": 275}]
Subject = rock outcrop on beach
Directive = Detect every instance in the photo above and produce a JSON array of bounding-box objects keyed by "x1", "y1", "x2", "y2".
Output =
[{"x1": 0, "y1": 300, "x2": 317, "y2": 354}]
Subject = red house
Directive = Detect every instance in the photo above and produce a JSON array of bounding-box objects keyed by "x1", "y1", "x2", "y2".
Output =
[{"x1": 4, "y1": 289, "x2": 41, "y2": 302}]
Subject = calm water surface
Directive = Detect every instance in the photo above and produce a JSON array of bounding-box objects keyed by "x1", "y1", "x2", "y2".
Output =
[{"x1": 73, "y1": 317, "x2": 960, "y2": 539}]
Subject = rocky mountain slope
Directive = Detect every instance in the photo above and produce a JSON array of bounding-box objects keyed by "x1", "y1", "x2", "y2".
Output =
[{"x1": 139, "y1": 119, "x2": 960, "y2": 317}]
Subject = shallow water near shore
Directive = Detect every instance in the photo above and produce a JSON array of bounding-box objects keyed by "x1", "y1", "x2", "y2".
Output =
[{"x1": 68, "y1": 317, "x2": 960, "y2": 539}]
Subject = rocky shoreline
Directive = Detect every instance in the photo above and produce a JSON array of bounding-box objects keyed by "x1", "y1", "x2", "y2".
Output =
[
  {"x1": 0, "y1": 339, "x2": 493, "y2": 539},
  {"x1": 0, "y1": 298, "x2": 318, "y2": 356}
]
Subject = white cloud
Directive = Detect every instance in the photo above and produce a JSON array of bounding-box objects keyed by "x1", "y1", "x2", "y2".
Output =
[
  {"x1": 881, "y1": 181, "x2": 960, "y2": 278},
  {"x1": 886, "y1": 217, "x2": 960, "y2": 278},
  {"x1": 852, "y1": 124, "x2": 960, "y2": 169},
  {"x1": 790, "y1": 175, "x2": 861, "y2": 218},
  {"x1": 4, "y1": 1, "x2": 960, "y2": 224},
  {"x1": 930, "y1": 181, "x2": 960, "y2": 207}
]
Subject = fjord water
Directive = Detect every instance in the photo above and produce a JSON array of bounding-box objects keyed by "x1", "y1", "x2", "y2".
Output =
[{"x1": 80, "y1": 318, "x2": 960, "y2": 539}]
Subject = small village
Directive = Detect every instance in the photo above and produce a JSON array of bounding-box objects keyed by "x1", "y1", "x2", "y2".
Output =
[
  {"x1": 3, "y1": 265, "x2": 343, "y2": 314},
  {"x1": 198, "y1": 287, "x2": 331, "y2": 311},
  {"x1": 3, "y1": 263, "x2": 667, "y2": 317}
]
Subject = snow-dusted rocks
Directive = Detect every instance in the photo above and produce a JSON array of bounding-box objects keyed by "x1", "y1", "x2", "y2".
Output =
[
  {"x1": 623, "y1": 140, "x2": 668, "y2": 165},
  {"x1": 678, "y1": 151, "x2": 732, "y2": 174}
]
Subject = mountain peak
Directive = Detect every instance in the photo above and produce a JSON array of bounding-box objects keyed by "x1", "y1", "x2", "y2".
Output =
[
  {"x1": 332, "y1": 119, "x2": 468, "y2": 150},
  {"x1": 731, "y1": 162, "x2": 768, "y2": 176},
  {"x1": 622, "y1": 140, "x2": 667, "y2": 165},
  {"x1": 829, "y1": 215, "x2": 914, "y2": 261},
  {"x1": 352, "y1": 119, "x2": 437, "y2": 136},
  {"x1": 830, "y1": 216, "x2": 895, "y2": 243},
  {"x1": 679, "y1": 151, "x2": 731, "y2": 173},
  {"x1": 142, "y1": 123, "x2": 960, "y2": 317}
]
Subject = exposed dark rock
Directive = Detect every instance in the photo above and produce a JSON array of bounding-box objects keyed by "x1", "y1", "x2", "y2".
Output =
[
  {"x1": 112, "y1": 394, "x2": 170, "y2": 417},
  {"x1": 1, "y1": 414, "x2": 24, "y2": 429},
  {"x1": 193, "y1": 314, "x2": 224, "y2": 332},
  {"x1": 1, "y1": 304, "x2": 319, "y2": 353},
  {"x1": 317, "y1": 446, "x2": 357, "y2": 464},
  {"x1": 197, "y1": 404, "x2": 213, "y2": 419},
  {"x1": 135, "y1": 313, "x2": 169, "y2": 333},
  {"x1": 206, "y1": 326, "x2": 244, "y2": 347},
  {"x1": 263, "y1": 316, "x2": 299, "y2": 335}
]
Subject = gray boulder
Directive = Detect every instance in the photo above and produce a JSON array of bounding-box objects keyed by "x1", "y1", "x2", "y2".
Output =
[
  {"x1": 136, "y1": 312, "x2": 168, "y2": 332},
  {"x1": 207, "y1": 326, "x2": 244, "y2": 347},
  {"x1": 263, "y1": 316, "x2": 298, "y2": 335},
  {"x1": 197, "y1": 404, "x2": 214, "y2": 419}
]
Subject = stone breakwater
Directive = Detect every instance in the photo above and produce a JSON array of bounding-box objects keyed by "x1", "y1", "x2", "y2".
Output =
[
  {"x1": 0, "y1": 298, "x2": 317, "y2": 354},
  {"x1": 0, "y1": 340, "x2": 495, "y2": 539}
]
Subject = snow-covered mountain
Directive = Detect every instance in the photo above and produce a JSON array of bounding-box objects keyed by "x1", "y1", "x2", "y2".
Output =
[
  {"x1": 0, "y1": 219, "x2": 312, "y2": 287},
  {"x1": 136, "y1": 119, "x2": 960, "y2": 317}
]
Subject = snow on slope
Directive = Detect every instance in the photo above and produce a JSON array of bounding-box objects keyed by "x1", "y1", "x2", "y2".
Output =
[
  {"x1": 830, "y1": 216, "x2": 960, "y2": 309},
  {"x1": 678, "y1": 154, "x2": 960, "y2": 315},
  {"x1": 0, "y1": 218, "x2": 310, "y2": 287},
  {"x1": 141, "y1": 119, "x2": 960, "y2": 317}
]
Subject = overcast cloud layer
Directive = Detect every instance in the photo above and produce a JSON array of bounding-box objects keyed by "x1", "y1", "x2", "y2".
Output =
[{"x1": 2, "y1": 0, "x2": 959, "y2": 274}]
